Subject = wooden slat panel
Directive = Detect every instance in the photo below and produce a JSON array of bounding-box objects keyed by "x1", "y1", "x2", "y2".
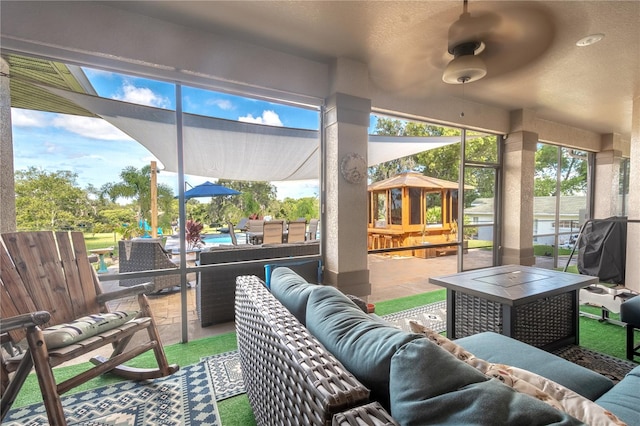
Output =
[
  {"x1": 0, "y1": 241, "x2": 38, "y2": 315},
  {"x1": 2, "y1": 232, "x2": 72, "y2": 325},
  {"x1": 0, "y1": 278, "x2": 26, "y2": 343},
  {"x1": 69, "y1": 231, "x2": 103, "y2": 313},
  {"x1": 56, "y1": 232, "x2": 91, "y2": 317},
  {"x1": 34, "y1": 232, "x2": 74, "y2": 321},
  {"x1": 2, "y1": 235, "x2": 43, "y2": 342}
]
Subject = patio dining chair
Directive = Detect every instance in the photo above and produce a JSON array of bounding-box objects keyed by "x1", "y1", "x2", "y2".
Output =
[
  {"x1": 0, "y1": 231, "x2": 178, "y2": 425},
  {"x1": 287, "y1": 220, "x2": 307, "y2": 243},
  {"x1": 263, "y1": 220, "x2": 285, "y2": 244},
  {"x1": 307, "y1": 218, "x2": 319, "y2": 240},
  {"x1": 246, "y1": 219, "x2": 265, "y2": 244},
  {"x1": 228, "y1": 222, "x2": 238, "y2": 245}
]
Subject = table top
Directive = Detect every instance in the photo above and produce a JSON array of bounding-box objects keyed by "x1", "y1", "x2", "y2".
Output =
[
  {"x1": 429, "y1": 264, "x2": 599, "y2": 306},
  {"x1": 89, "y1": 247, "x2": 113, "y2": 255}
]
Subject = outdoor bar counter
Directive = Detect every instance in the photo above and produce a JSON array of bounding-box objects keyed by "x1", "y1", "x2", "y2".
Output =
[{"x1": 196, "y1": 241, "x2": 321, "y2": 326}]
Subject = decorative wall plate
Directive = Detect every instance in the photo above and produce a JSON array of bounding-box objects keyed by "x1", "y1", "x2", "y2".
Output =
[{"x1": 340, "y1": 153, "x2": 367, "y2": 184}]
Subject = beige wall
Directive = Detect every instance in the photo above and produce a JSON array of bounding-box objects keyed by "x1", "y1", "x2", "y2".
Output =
[{"x1": 1, "y1": 57, "x2": 16, "y2": 233}]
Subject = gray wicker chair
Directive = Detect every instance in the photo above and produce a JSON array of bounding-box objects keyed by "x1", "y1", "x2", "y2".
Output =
[{"x1": 118, "y1": 239, "x2": 180, "y2": 292}]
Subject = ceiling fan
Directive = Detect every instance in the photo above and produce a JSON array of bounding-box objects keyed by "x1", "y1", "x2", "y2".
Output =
[{"x1": 442, "y1": 0, "x2": 555, "y2": 85}]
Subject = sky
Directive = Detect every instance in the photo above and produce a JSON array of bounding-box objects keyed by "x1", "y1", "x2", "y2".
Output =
[{"x1": 11, "y1": 66, "x2": 347, "y2": 201}]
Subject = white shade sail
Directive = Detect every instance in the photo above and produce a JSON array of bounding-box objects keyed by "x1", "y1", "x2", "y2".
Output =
[{"x1": 46, "y1": 87, "x2": 460, "y2": 181}]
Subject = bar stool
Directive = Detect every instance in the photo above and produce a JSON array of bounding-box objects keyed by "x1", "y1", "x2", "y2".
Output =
[
  {"x1": 620, "y1": 295, "x2": 640, "y2": 361},
  {"x1": 383, "y1": 235, "x2": 393, "y2": 249},
  {"x1": 371, "y1": 234, "x2": 381, "y2": 250}
]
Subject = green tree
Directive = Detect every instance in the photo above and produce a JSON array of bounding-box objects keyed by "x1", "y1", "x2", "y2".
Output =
[
  {"x1": 15, "y1": 167, "x2": 92, "y2": 230},
  {"x1": 101, "y1": 165, "x2": 175, "y2": 229},
  {"x1": 186, "y1": 199, "x2": 210, "y2": 224},
  {"x1": 369, "y1": 118, "x2": 421, "y2": 181},
  {"x1": 372, "y1": 118, "x2": 499, "y2": 204},
  {"x1": 93, "y1": 206, "x2": 138, "y2": 234},
  {"x1": 273, "y1": 197, "x2": 319, "y2": 222},
  {"x1": 210, "y1": 180, "x2": 277, "y2": 223},
  {"x1": 534, "y1": 145, "x2": 588, "y2": 196}
]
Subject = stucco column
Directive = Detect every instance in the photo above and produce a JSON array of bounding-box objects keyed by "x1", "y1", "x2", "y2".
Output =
[
  {"x1": 322, "y1": 58, "x2": 371, "y2": 297},
  {"x1": 502, "y1": 130, "x2": 537, "y2": 266},
  {"x1": 1, "y1": 57, "x2": 16, "y2": 233},
  {"x1": 593, "y1": 133, "x2": 626, "y2": 219},
  {"x1": 625, "y1": 94, "x2": 640, "y2": 293}
]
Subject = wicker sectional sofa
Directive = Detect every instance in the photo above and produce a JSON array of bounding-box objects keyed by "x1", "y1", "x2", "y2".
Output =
[{"x1": 235, "y1": 268, "x2": 640, "y2": 426}]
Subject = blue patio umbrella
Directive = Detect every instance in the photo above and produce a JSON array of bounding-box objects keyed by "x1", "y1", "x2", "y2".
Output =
[{"x1": 182, "y1": 181, "x2": 240, "y2": 200}]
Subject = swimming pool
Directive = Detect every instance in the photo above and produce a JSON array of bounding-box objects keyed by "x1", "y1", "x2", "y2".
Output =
[{"x1": 201, "y1": 232, "x2": 247, "y2": 245}]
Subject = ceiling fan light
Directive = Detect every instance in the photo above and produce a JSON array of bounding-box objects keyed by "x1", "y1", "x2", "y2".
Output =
[{"x1": 442, "y1": 53, "x2": 487, "y2": 84}]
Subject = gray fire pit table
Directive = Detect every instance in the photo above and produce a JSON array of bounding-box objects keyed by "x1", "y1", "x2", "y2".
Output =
[{"x1": 429, "y1": 264, "x2": 599, "y2": 351}]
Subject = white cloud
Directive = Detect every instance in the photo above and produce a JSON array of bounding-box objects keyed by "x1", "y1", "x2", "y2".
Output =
[
  {"x1": 207, "y1": 98, "x2": 234, "y2": 110},
  {"x1": 11, "y1": 109, "x2": 51, "y2": 127},
  {"x1": 51, "y1": 115, "x2": 134, "y2": 141},
  {"x1": 239, "y1": 110, "x2": 283, "y2": 126},
  {"x1": 112, "y1": 82, "x2": 170, "y2": 108},
  {"x1": 44, "y1": 141, "x2": 58, "y2": 153},
  {"x1": 273, "y1": 180, "x2": 319, "y2": 200}
]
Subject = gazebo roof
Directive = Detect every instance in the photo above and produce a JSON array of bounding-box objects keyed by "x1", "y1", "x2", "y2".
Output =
[{"x1": 368, "y1": 171, "x2": 469, "y2": 191}]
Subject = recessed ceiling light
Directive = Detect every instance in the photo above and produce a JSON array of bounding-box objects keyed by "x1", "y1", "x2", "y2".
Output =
[{"x1": 576, "y1": 33, "x2": 605, "y2": 47}]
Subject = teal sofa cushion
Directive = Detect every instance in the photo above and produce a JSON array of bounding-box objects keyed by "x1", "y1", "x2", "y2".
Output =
[
  {"x1": 456, "y1": 332, "x2": 613, "y2": 400},
  {"x1": 596, "y1": 365, "x2": 640, "y2": 426},
  {"x1": 269, "y1": 267, "x2": 317, "y2": 324},
  {"x1": 305, "y1": 285, "x2": 421, "y2": 409},
  {"x1": 389, "y1": 338, "x2": 584, "y2": 425}
]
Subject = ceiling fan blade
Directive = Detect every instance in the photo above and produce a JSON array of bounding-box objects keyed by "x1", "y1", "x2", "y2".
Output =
[{"x1": 479, "y1": 6, "x2": 555, "y2": 78}]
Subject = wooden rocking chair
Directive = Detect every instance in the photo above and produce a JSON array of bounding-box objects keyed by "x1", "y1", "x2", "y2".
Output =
[{"x1": 0, "y1": 231, "x2": 179, "y2": 425}]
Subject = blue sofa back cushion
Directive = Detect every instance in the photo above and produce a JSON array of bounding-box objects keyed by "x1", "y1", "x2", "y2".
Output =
[
  {"x1": 389, "y1": 338, "x2": 584, "y2": 425},
  {"x1": 305, "y1": 285, "x2": 421, "y2": 410},
  {"x1": 269, "y1": 267, "x2": 317, "y2": 324},
  {"x1": 595, "y1": 365, "x2": 640, "y2": 426}
]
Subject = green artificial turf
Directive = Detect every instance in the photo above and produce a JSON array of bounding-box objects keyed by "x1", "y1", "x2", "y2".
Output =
[
  {"x1": 373, "y1": 289, "x2": 446, "y2": 316},
  {"x1": 9, "y1": 290, "x2": 638, "y2": 426}
]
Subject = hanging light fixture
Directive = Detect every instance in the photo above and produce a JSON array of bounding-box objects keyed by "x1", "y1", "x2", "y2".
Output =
[{"x1": 442, "y1": 0, "x2": 487, "y2": 84}]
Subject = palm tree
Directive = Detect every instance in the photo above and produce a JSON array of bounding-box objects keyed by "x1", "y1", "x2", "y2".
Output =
[{"x1": 101, "y1": 165, "x2": 175, "y2": 230}]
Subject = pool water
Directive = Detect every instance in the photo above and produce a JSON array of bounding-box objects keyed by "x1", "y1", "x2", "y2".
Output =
[{"x1": 201, "y1": 232, "x2": 247, "y2": 245}]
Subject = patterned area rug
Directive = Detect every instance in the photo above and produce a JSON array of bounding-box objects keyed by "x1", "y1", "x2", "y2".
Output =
[
  {"x1": 4, "y1": 362, "x2": 220, "y2": 425},
  {"x1": 381, "y1": 302, "x2": 638, "y2": 383},
  {"x1": 551, "y1": 345, "x2": 637, "y2": 384},
  {"x1": 203, "y1": 351, "x2": 245, "y2": 401},
  {"x1": 381, "y1": 300, "x2": 447, "y2": 333}
]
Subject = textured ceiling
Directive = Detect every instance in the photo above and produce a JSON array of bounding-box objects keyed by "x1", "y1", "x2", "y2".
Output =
[
  {"x1": 105, "y1": 1, "x2": 640, "y2": 139},
  {"x1": 5, "y1": 1, "x2": 639, "y2": 140}
]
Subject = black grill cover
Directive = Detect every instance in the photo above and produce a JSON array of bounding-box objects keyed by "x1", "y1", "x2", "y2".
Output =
[{"x1": 577, "y1": 217, "x2": 627, "y2": 284}]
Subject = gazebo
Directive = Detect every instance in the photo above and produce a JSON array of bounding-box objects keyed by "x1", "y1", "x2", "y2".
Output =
[{"x1": 367, "y1": 171, "x2": 470, "y2": 257}]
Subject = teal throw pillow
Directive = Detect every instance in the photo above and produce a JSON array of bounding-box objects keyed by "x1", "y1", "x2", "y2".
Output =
[{"x1": 389, "y1": 338, "x2": 583, "y2": 425}]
